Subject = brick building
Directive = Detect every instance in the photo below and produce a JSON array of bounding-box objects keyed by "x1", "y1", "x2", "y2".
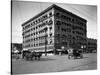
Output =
[{"x1": 22, "y1": 4, "x2": 87, "y2": 54}]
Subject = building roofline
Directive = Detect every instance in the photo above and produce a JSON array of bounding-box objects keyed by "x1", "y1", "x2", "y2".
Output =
[
  {"x1": 53, "y1": 4, "x2": 87, "y2": 22},
  {"x1": 22, "y1": 4, "x2": 87, "y2": 26},
  {"x1": 22, "y1": 4, "x2": 55, "y2": 26}
]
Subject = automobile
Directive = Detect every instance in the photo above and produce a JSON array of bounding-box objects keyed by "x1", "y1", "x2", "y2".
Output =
[
  {"x1": 68, "y1": 48, "x2": 83, "y2": 59},
  {"x1": 92, "y1": 50, "x2": 97, "y2": 53}
]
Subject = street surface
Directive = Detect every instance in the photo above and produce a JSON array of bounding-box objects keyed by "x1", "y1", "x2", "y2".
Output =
[{"x1": 12, "y1": 53, "x2": 97, "y2": 74}]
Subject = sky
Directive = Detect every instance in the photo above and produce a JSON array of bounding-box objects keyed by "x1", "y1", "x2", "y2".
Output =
[{"x1": 12, "y1": 1, "x2": 97, "y2": 43}]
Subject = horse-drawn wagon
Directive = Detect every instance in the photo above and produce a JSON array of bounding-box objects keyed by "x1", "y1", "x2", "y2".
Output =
[{"x1": 22, "y1": 50, "x2": 42, "y2": 60}]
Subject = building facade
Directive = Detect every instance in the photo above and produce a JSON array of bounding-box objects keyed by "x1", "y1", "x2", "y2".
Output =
[
  {"x1": 22, "y1": 4, "x2": 87, "y2": 53},
  {"x1": 87, "y1": 38, "x2": 97, "y2": 53}
]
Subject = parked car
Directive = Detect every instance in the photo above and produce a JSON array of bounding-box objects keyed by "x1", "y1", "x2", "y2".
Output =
[{"x1": 68, "y1": 48, "x2": 83, "y2": 59}]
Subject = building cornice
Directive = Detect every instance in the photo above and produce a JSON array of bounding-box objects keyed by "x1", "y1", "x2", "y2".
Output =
[{"x1": 22, "y1": 4, "x2": 87, "y2": 26}]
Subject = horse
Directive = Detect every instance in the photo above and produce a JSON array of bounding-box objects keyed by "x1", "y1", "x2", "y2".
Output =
[
  {"x1": 32, "y1": 52, "x2": 42, "y2": 60},
  {"x1": 22, "y1": 50, "x2": 32, "y2": 60},
  {"x1": 22, "y1": 51, "x2": 42, "y2": 60}
]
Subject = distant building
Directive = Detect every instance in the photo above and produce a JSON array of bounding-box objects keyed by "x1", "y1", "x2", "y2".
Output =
[
  {"x1": 11, "y1": 43, "x2": 22, "y2": 53},
  {"x1": 22, "y1": 4, "x2": 87, "y2": 54},
  {"x1": 87, "y1": 38, "x2": 97, "y2": 53}
]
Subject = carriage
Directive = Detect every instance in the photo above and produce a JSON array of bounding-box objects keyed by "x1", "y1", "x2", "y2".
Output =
[
  {"x1": 22, "y1": 50, "x2": 42, "y2": 60},
  {"x1": 67, "y1": 48, "x2": 83, "y2": 59}
]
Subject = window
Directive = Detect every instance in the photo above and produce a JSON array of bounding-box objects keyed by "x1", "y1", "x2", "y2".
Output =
[
  {"x1": 58, "y1": 26, "x2": 60, "y2": 30},
  {"x1": 67, "y1": 17, "x2": 71, "y2": 21},
  {"x1": 56, "y1": 34, "x2": 60, "y2": 37},
  {"x1": 49, "y1": 12, "x2": 52, "y2": 17},
  {"x1": 72, "y1": 18, "x2": 74, "y2": 22},
  {"x1": 34, "y1": 44, "x2": 35, "y2": 47},
  {"x1": 61, "y1": 34, "x2": 66, "y2": 38},
  {"x1": 73, "y1": 37, "x2": 75, "y2": 40},
  {"x1": 72, "y1": 31, "x2": 75, "y2": 34},
  {"x1": 55, "y1": 13, "x2": 60, "y2": 17},
  {"x1": 36, "y1": 20, "x2": 38, "y2": 24},
  {"x1": 38, "y1": 18, "x2": 41, "y2": 23},
  {"x1": 49, "y1": 26, "x2": 52, "y2": 30},
  {"x1": 48, "y1": 19, "x2": 53, "y2": 25},
  {"x1": 33, "y1": 21, "x2": 35, "y2": 24},
  {"x1": 43, "y1": 27, "x2": 48, "y2": 32},
  {"x1": 66, "y1": 28, "x2": 71, "y2": 32},
  {"x1": 61, "y1": 15, "x2": 67, "y2": 19},
  {"x1": 42, "y1": 14, "x2": 48, "y2": 21},
  {"x1": 45, "y1": 21, "x2": 48, "y2": 25},
  {"x1": 67, "y1": 35, "x2": 72, "y2": 39},
  {"x1": 67, "y1": 23, "x2": 71, "y2": 27},
  {"x1": 25, "y1": 24, "x2": 30, "y2": 29},
  {"x1": 50, "y1": 33, "x2": 52, "y2": 37},
  {"x1": 62, "y1": 28, "x2": 66, "y2": 32},
  {"x1": 36, "y1": 26, "x2": 38, "y2": 29},
  {"x1": 56, "y1": 21, "x2": 61, "y2": 25},
  {"x1": 50, "y1": 39, "x2": 52, "y2": 44}
]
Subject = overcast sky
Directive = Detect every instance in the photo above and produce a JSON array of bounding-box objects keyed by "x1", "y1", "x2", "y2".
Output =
[{"x1": 12, "y1": 1, "x2": 97, "y2": 43}]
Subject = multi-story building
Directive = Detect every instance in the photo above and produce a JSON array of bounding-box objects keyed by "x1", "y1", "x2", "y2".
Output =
[
  {"x1": 87, "y1": 38, "x2": 97, "y2": 53},
  {"x1": 22, "y1": 4, "x2": 87, "y2": 54}
]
